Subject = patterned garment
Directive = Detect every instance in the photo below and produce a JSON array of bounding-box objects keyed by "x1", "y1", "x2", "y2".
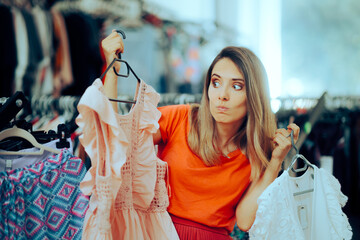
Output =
[{"x1": 0, "y1": 149, "x2": 89, "y2": 240}]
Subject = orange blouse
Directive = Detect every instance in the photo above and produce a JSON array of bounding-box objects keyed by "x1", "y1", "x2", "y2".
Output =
[{"x1": 157, "y1": 104, "x2": 251, "y2": 233}]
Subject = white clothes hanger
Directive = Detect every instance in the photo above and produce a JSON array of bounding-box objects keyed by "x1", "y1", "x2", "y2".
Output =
[
  {"x1": 287, "y1": 130, "x2": 315, "y2": 196},
  {"x1": 0, "y1": 126, "x2": 61, "y2": 156}
]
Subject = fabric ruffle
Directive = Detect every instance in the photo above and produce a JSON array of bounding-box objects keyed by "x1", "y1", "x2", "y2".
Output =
[
  {"x1": 138, "y1": 83, "x2": 161, "y2": 133},
  {"x1": 76, "y1": 79, "x2": 129, "y2": 239},
  {"x1": 83, "y1": 208, "x2": 178, "y2": 240},
  {"x1": 320, "y1": 168, "x2": 353, "y2": 240},
  {"x1": 76, "y1": 79, "x2": 128, "y2": 196},
  {"x1": 130, "y1": 82, "x2": 162, "y2": 209},
  {"x1": 77, "y1": 78, "x2": 129, "y2": 177},
  {"x1": 249, "y1": 173, "x2": 304, "y2": 240},
  {"x1": 249, "y1": 168, "x2": 352, "y2": 240},
  {"x1": 76, "y1": 78, "x2": 177, "y2": 239}
]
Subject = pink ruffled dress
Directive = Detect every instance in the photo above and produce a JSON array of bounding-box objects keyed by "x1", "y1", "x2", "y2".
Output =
[{"x1": 76, "y1": 79, "x2": 179, "y2": 240}]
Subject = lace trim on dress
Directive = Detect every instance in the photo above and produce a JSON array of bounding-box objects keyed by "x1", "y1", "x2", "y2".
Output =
[
  {"x1": 77, "y1": 79, "x2": 178, "y2": 240},
  {"x1": 249, "y1": 169, "x2": 352, "y2": 240},
  {"x1": 320, "y1": 168, "x2": 352, "y2": 240},
  {"x1": 249, "y1": 173, "x2": 305, "y2": 240}
]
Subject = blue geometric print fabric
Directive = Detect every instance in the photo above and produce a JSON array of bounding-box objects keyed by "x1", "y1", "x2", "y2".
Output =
[{"x1": 0, "y1": 149, "x2": 89, "y2": 240}]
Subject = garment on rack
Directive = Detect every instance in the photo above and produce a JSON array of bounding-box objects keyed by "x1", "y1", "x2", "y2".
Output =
[
  {"x1": 0, "y1": 4, "x2": 17, "y2": 97},
  {"x1": 61, "y1": 11, "x2": 103, "y2": 96},
  {"x1": 0, "y1": 149, "x2": 89, "y2": 240},
  {"x1": 12, "y1": 7, "x2": 29, "y2": 95},
  {"x1": 31, "y1": 5, "x2": 54, "y2": 97},
  {"x1": 76, "y1": 79, "x2": 178, "y2": 239},
  {"x1": 20, "y1": 8, "x2": 43, "y2": 98},
  {"x1": 51, "y1": 9, "x2": 73, "y2": 98},
  {"x1": 249, "y1": 166, "x2": 352, "y2": 240},
  {"x1": 0, "y1": 138, "x2": 73, "y2": 171}
]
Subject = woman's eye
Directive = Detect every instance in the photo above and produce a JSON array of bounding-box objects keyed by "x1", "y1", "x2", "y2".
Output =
[
  {"x1": 212, "y1": 80, "x2": 220, "y2": 88},
  {"x1": 233, "y1": 84, "x2": 243, "y2": 90}
]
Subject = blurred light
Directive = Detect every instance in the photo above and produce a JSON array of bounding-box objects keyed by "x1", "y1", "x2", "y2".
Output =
[
  {"x1": 286, "y1": 77, "x2": 305, "y2": 97},
  {"x1": 259, "y1": 0, "x2": 282, "y2": 99},
  {"x1": 271, "y1": 98, "x2": 282, "y2": 113}
]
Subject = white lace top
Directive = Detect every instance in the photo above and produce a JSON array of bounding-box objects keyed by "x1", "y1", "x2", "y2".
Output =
[{"x1": 249, "y1": 165, "x2": 352, "y2": 240}]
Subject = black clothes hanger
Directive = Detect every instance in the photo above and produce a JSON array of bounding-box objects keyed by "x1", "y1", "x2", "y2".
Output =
[
  {"x1": 99, "y1": 29, "x2": 141, "y2": 104},
  {"x1": 0, "y1": 119, "x2": 71, "y2": 152},
  {"x1": 0, "y1": 91, "x2": 28, "y2": 131},
  {"x1": 287, "y1": 130, "x2": 314, "y2": 173},
  {"x1": 0, "y1": 126, "x2": 61, "y2": 155},
  {"x1": 286, "y1": 130, "x2": 315, "y2": 196}
]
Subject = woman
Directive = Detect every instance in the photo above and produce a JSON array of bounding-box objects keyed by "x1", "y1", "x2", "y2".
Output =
[{"x1": 102, "y1": 30, "x2": 299, "y2": 239}]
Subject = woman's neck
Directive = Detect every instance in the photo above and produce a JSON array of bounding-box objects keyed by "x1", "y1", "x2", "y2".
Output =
[{"x1": 215, "y1": 122, "x2": 240, "y2": 154}]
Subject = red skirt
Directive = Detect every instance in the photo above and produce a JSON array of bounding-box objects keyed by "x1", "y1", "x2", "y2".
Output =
[{"x1": 170, "y1": 214, "x2": 232, "y2": 240}]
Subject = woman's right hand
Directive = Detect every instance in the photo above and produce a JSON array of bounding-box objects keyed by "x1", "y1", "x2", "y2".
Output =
[
  {"x1": 102, "y1": 30, "x2": 124, "y2": 111},
  {"x1": 101, "y1": 30, "x2": 124, "y2": 72}
]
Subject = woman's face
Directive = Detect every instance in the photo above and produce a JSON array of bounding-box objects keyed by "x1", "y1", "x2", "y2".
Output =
[{"x1": 208, "y1": 58, "x2": 247, "y2": 128}]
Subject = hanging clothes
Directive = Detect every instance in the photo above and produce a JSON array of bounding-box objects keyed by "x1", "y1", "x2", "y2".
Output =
[
  {"x1": 76, "y1": 79, "x2": 179, "y2": 239},
  {"x1": 20, "y1": 8, "x2": 43, "y2": 98},
  {"x1": 0, "y1": 4, "x2": 17, "y2": 97},
  {"x1": 249, "y1": 166, "x2": 352, "y2": 240},
  {"x1": 31, "y1": 5, "x2": 54, "y2": 97},
  {"x1": 0, "y1": 138, "x2": 73, "y2": 171},
  {"x1": 12, "y1": 7, "x2": 29, "y2": 95},
  {"x1": 51, "y1": 9, "x2": 73, "y2": 98},
  {"x1": 0, "y1": 149, "x2": 89, "y2": 240},
  {"x1": 61, "y1": 11, "x2": 103, "y2": 96}
]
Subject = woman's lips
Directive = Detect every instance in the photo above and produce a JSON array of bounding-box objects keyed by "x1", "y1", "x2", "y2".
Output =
[{"x1": 217, "y1": 106, "x2": 229, "y2": 112}]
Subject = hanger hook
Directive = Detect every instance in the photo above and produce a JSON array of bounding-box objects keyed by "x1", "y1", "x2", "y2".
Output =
[
  {"x1": 116, "y1": 29, "x2": 126, "y2": 39},
  {"x1": 290, "y1": 129, "x2": 299, "y2": 155},
  {"x1": 115, "y1": 30, "x2": 126, "y2": 59}
]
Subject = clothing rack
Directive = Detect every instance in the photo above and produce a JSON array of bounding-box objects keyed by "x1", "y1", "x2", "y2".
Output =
[
  {"x1": 53, "y1": 0, "x2": 143, "y2": 22},
  {"x1": 277, "y1": 93, "x2": 360, "y2": 172},
  {"x1": 0, "y1": 94, "x2": 80, "y2": 134},
  {"x1": 296, "y1": 92, "x2": 328, "y2": 151},
  {"x1": 29, "y1": 93, "x2": 203, "y2": 115},
  {"x1": 0, "y1": 93, "x2": 71, "y2": 150},
  {"x1": 0, "y1": 91, "x2": 28, "y2": 130},
  {"x1": 276, "y1": 94, "x2": 360, "y2": 112},
  {"x1": 158, "y1": 93, "x2": 202, "y2": 107},
  {"x1": 30, "y1": 95, "x2": 79, "y2": 117},
  {"x1": 3, "y1": 93, "x2": 358, "y2": 117},
  {"x1": 0, "y1": 94, "x2": 79, "y2": 123},
  {"x1": 276, "y1": 93, "x2": 360, "y2": 144}
]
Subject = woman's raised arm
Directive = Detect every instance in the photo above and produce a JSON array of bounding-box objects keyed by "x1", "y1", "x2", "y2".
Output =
[{"x1": 101, "y1": 30, "x2": 124, "y2": 112}]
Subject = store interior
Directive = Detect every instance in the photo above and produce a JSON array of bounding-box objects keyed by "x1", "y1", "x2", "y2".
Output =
[{"x1": 0, "y1": 0, "x2": 359, "y2": 239}]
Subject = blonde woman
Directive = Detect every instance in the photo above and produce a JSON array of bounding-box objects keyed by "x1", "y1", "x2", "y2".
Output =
[{"x1": 102, "y1": 30, "x2": 299, "y2": 240}]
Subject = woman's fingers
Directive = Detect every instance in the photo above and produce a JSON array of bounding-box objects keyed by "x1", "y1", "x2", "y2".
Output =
[
  {"x1": 274, "y1": 124, "x2": 300, "y2": 142},
  {"x1": 271, "y1": 124, "x2": 300, "y2": 162},
  {"x1": 287, "y1": 123, "x2": 300, "y2": 142},
  {"x1": 101, "y1": 30, "x2": 125, "y2": 67},
  {"x1": 272, "y1": 131, "x2": 292, "y2": 161},
  {"x1": 275, "y1": 128, "x2": 289, "y2": 137},
  {"x1": 273, "y1": 131, "x2": 291, "y2": 148}
]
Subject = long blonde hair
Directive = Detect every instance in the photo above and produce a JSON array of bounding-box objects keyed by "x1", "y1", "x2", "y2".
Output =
[{"x1": 188, "y1": 46, "x2": 276, "y2": 181}]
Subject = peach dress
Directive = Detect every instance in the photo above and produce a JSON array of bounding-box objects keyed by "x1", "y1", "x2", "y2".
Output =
[{"x1": 76, "y1": 79, "x2": 179, "y2": 240}]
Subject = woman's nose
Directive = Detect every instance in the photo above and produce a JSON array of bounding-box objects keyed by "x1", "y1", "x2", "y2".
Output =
[{"x1": 218, "y1": 88, "x2": 229, "y2": 101}]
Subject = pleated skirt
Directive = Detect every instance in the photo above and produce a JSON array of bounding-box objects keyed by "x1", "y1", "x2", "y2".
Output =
[{"x1": 170, "y1": 214, "x2": 232, "y2": 240}]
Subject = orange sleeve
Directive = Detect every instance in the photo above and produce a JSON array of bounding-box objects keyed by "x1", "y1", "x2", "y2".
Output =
[{"x1": 158, "y1": 104, "x2": 190, "y2": 144}]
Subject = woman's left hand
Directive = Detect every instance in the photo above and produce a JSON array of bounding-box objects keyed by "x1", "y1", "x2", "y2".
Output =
[{"x1": 271, "y1": 123, "x2": 300, "y2": 164}]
